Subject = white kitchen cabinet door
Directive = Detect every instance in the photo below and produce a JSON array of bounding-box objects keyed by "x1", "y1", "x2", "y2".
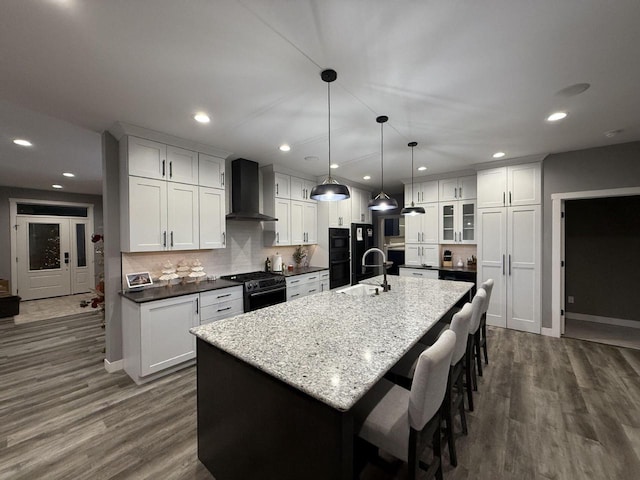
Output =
[
  {"x1": 406, "y1": 203, "x2": 438, "y2": 244},
  {"x1": 127, "y1": 176, "x2": 167, "y2": 251},
  {"x1": 439, "y1": 178, "x2": 459, "y2": 202},
  {"x1": 198, "y1": 153, "x2": 225, "y2": 189},
  {"x1": 274, "y1": 199, "x2": 291, "y2": 246},
  {"x1": 290, "y1": 200, "x2": 305, "y2": 244},
  {"x1": 507, "y1": 163, "x2": 541, "y2": 206},
  {"x1": 458, "y1": 176, "x2": 477, "y2": 200},
  {"x1": 506, "y1": 205, "x2": 541, "y2": 333},
  {"x1": 404, "y1": 243, "x2": 438, "y2": 267},
  {"x1": 404, "y1": 243, "x2": 422, "y2": 266},
  {"x1": 199, "y1": 187, "x2": 226, "y2": 249},
  {"x1": 418, "y1": 181, "x2": 439, "y2": 203},
  {"x1": 439, "y1": 176, "x2": 476, "y2": 201},
  {"x1": 319, "y1": 271, "x2": 330, "y2": 292},
  {"x1": 166, "y1": 146, "x2": 198, "y2": 184},
  {"x1": 304, "y1": 202, "x2": 318, "y2": 244},
  {"x1": 477, "y1": 168, "x2": 507, "y2": 208},
  {"x1": 290, "y1": 176, "x2": 306, "y2": 201},
  {"x1": 439, "y1": 201, "x2": 475, "y2": 244},
  {"x1": 140, "y1": 294, "x2": 199, "y2": 376},
  {"x1": 329, "y1": 197, "x2": 351, "y2": 227},
  {"x1": 127, "y1": 137, "x2": 167, "y2": 180},
  {"x1": 274, "y1": 173, "x2": 291, "y2": 199},
  {"x1": 360, "y1": 191, "x2": 371, "y2": 223},
  {"x1": 167, "y1": 182, "x2": 199, "y2": 250},
  {"x1": 477, "y1": 207, "x2": 507, "y2": 328},
  {"x1": 404, "y1": 215, "x2": 423, "y2": 244},
  {"x1": 350, "y1": 188, "x2": 363, "y2": 223}
]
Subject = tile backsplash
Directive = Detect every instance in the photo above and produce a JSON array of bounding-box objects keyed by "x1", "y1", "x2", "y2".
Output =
[
  {"x1": 121, "y1": 222, "x2": 316, "y2": 288},
  {"x1": 439, "y1": 244, "x2": 477, "y2": 266}
]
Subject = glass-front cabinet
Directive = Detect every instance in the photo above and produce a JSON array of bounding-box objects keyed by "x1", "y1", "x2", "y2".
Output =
[{"x1": 439, "y1": 200, "x2": 476, "y2": 244}]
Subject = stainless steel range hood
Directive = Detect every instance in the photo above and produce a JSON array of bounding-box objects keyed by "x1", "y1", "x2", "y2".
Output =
[{"x1": 226, "y1": 158, "x2": 278, "y2": 222}]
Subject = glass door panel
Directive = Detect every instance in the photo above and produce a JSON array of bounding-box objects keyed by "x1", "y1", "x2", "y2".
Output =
[
  {"x1": 441, "y1": 204, "x2": 455, "y2": 242},
  {"x1": 28, "y1": 223, "x2": 61, "y2": 270},
  {"x1": 462, "y1": 203, "x2": 475, "y2": 241}
]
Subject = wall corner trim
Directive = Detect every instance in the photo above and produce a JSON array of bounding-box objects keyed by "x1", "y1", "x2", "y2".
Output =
[{"x1": 104, "y1": 358, "x2": 124, "y2": 373}]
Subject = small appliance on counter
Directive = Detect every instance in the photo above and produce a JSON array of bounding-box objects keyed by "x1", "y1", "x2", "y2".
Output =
[
  {"x1": 271, "y1": 252, "x2": 283, "y2": 273},
  {"x1": 442, "y1": 249, "x2": 453, "y2": 267}
]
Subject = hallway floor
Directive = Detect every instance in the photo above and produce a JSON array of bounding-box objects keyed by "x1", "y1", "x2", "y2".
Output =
[
  {"x1": 564, "y1": 318, "x2": 640, "y2": 350},
  {"x1": 13, "y1": 293, "x2": 99, "y2": 324}
]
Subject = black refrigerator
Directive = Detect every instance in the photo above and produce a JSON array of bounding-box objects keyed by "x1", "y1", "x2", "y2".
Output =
[{"x1": 351, "y1": 223, "x2": 375, "y2": 285}]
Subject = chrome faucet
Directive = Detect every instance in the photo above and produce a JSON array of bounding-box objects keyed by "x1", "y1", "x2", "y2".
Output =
[{"x1": 362, "y1": 247, "x2": 390, "y2": 292}]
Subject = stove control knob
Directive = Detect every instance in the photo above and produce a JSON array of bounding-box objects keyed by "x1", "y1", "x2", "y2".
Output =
[{"x1": 247, "y1": 283, "x2": 253, "y2": 290}]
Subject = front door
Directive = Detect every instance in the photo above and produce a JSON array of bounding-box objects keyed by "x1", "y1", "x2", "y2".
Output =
[{"x1": 16, "y1": 216, "x2": 92, "y2": 300}]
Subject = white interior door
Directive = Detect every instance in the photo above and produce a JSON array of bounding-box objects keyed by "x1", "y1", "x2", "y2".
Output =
[
  {"x1": 478, "y1": 208, "x2": 507, "y2": 328},
  {"x1": 16, "y1": 216, "x2": 94, "y2": 301}
]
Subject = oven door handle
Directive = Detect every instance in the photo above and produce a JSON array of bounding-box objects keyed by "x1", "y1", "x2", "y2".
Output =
[
  {"x1": 248, "y1": 287, "x2": 286, "y2": 298},
  {"x1": 330, "y1": 260, "x2": 350, "y2": 265}
]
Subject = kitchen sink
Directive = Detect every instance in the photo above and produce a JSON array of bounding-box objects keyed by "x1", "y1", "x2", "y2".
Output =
[{"x1": 337, "y1": 284, "x2": 381, "y2": 298}]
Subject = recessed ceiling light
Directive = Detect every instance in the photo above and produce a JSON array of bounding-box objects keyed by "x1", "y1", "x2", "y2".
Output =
[
  {"x1": 493, "y1": 152, "x2": 506, "y2": 158},
  {"x1": 279, "y1": 144, "x2": 291, "y2": 152},
  {"x1": 52, "y1": 184, "x2": 63, "y2": 189},
  {"x1": 363, "y1": 175, "x2": 371, "y2": 180},
  {"x1": 13, "y1": 139, "x2": 32, "y2": 147},
  {"x1": 604, "y1": 129, "x2": 623, "y2": 138},
  {"x1": 547, "y1": 112, "x2": 567, "y2": 122},
  {"x1": 418, "y1": 166, "x2": 427, "y2": 171},
  {"x1": 556, "y1": 83, "x2": 590, "y2": 97},
  {"x1": 194, "y1": 113, "x2": 210, "y2": 123},
  {"x1": 330, "y1": 163, "x2": 339, "y2": 169},
  {"x1": 63, "y1": 172, "x2": 75, "y2": 177}
]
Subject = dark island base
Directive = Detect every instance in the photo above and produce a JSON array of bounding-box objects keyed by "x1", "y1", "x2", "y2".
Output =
[{"x1": 196, "y1": 339, "x2": 354, "y2": 480}]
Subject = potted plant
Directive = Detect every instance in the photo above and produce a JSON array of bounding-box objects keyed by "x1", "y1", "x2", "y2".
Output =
[{"x1": 292, "y1": 245, "x2": 307, "y2": 267}]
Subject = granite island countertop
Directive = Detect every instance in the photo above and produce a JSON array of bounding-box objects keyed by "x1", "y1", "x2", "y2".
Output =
[
  {"x1": 120, "y1": 278, "x2": 241, "y2": 303},
  {"x1": 190, "y1": 275, "x2": 472, "y2": 412},
  {"x1": 399, "y1": 264, "x2": 477, "y2": 273}
]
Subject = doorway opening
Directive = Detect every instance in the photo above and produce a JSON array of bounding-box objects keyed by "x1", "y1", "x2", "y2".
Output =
[
  {"x1": 551, "y1": 186, "x2": 640, "y2": 349},
  {"x1": 10, "y1": 199, "x2": 95, "y2": 301}
]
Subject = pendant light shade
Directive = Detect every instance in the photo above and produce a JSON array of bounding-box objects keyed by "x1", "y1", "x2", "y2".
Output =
[
  {"x1": 368, "y1": 115, "x2": 398, "y2": 211},
  {"x1": 401, "y1": 141, "x2": 426, "y2": 216},
  {"x1": 310, "y1": 69, "x2": 350, "y2": 201}
]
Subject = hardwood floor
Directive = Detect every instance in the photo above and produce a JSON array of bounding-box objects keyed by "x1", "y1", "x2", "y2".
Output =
[{"x1": 1, "y1": 315, "x2": 639, "y2": 479}]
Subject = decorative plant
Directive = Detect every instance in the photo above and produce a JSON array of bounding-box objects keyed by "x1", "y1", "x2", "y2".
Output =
[
  {"x1": 292, "y1": 245, "x2": 307, "y2": 265},
  {"x1": 90, "y1": 234, "x2": 105, "y2": 312}
]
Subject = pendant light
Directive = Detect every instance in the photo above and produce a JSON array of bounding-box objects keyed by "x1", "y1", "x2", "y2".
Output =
[
  {"x1": 310, "y1": 69, "x2": 350, "y2": 201},
  {"x1": 368, "y1": 115, "x2": 398, "y2": 211},
  {"x1": 401, "y1": 142, "x2": 426, "y2": 216}
]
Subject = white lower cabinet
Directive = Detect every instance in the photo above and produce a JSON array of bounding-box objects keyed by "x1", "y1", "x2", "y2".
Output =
[
  {"x1": 404, "y1": 243, "x2": 439, "y2": 267},
  {"x1": 286, "y1": 271, "x2": 326, "y2": 301},
  {"x1": 477, "y1": 205, "x2": 541, "y2": 333},
  {"x1": 399, "y1": 267, "x2": 438, "y2": 279},
  {"x1": 319, "y1": 271, "x2": 330, "y2": 292},
  {"x1": 200, "y1": 286, "x2": 244, "y2": 324},
  {"x1": 123, "y1": 294, "x2": 199, "y2": 384}
]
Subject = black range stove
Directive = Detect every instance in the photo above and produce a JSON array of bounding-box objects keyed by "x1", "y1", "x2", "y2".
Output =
[{"x1": 220, "y1": 271, "x2": 286, "y2": 312}]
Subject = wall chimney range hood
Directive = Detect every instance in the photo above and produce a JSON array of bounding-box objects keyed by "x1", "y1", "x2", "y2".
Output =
[{"x1": 226, "y1": 158, "x2": 278, "y2": 222}]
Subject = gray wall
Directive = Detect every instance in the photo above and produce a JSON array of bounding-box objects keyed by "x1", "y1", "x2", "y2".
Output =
[
  {"x1": 542, "y1": 141, "x2": 640, "y2": 328},
  {"x1": 102, "y1": 131, "x2": 122, "y2": 362},
  {"x1": 0, "y1": 186, "x2": 103, "y2": 286},
  {"x1": 565, "y1": 196, "x2": 640, "y2": 321}
]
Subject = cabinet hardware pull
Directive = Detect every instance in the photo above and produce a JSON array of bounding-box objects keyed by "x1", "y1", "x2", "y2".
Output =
[
  {"x1": 291, "y1": 293, "x2": 300, "y2": 297},
  {"x1": 196, "y1": 298, "x2": 199, "y2": 314},
  {"x1": 276, "y1": 183, "x2": 279, "y2": 195},
  {"x1": 221, "y1": 172, "x2": 225, "y2": 186},
  {"x1": 170, "y1": 231, "x2": 174, "y2": 247},
  {"x1": 309, "y1": 289, "x2": 316, "y2": 293},
  {"x1": 169, "y1": 161, "x2": 173, "y2": 178},
  {"x1": 162, "y1": 160, "x2": 166, "y2": 177},
  {"x1": 217, "y1": 306, "x2": 232, "y2": 312},
  {"x1": 163, "y1": 231, "x2": 167, "y2": 247},
  {"x1": 509, "y1": 191, "x2": 512, "y2": 205},
  {"x1": 503, "y1": 192, "x2": 506, "y2": 206},
  {"x1": 417, "y1": 232, "x2": 420, "y2": 242},
  {"x1": 454, "y1": 187, "x2": 458, "y2": 198},
  {"x1": 508, "y1": 254, "x2": 512, "y2": 275},
  {"x1": 276, "y1": 232, "x2": 279, "y2": 243},
  {"x1": 309, "y1": 276, "x2": 317, "y2": 280},
  {"x1": 459, "y1": 186, "x2": 462, "y2": 198},
  {"x1": 291, "y1": 280, "x2": 300, "y2": 284},
  {"x1": 217, "y1": 293, "x2": 231, "y2": 298},
  {"x1": 502, "y1": 254, "x2": 505, "y2": 275},
  {"x1": 413, "y1": 272, "x2": 421, "y2": 276},
  {"x1": 222, "y1": 232, "x2": 226, "y2": 245}
]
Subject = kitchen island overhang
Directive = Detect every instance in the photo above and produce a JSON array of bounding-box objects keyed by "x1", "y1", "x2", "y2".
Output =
[{"x1": 191, "y1": 276, "x2": 473, "y2": 479}]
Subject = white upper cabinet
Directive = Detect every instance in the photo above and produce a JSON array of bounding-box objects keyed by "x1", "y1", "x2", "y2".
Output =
[
  {"x1": 199, "y1": 187, "x2": 226, "y2": 249},
  {"x1": 405, "y1": 181, "x2": 438, "y2": 205},
  {"x1": 166, "y1": 182, "x2": 200, "y2": 250},
  {"x1": 439, "y1": 175, "x2": 476, "y2": 201},
  {"x1": 328, "y1": 197, "x2": 351, "y2": 227},
  {"x1": 290, "y1": 176, "x2": 317, "y2": 202},
  {"x1": 477, "y1": 162, "x2": 541, "y2": 208},
  {"x1": 126, "y1": 177, "x2": 168, "y2": 252},
  {"x1": 166, "y1": 146, "x2": 198, "y2": 184},
  {"x1": 274, "y1": 199, "x2": 291, "y2": 246},
  {"x1": 198, "y1": 153, "x2": 225, "y2": 189},
  {"x1": 350, "y1": 187, "x2": 372, "y2": 224},
  {"x1": 439, "y1": 200, "x2": 476, "y2": 244},
  {"x1": 404, "y1": 203, "x2": 439, "y2": 244},
  {"x1": 274, "y1": 173, "x2": 291, "y2": 199},
  {"x1": 291, "y1": 201, "x2": 317, "y2": 245},
  {"x1": 127, "y1": 137, "x2": 167, "y2": 180}
]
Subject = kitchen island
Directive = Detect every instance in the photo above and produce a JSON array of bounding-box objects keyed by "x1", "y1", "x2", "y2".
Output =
[{"x1": 190, "y1": 275, "x2": 473, "y2": 479}]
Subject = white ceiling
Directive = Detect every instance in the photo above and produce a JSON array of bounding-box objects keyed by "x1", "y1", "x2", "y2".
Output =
[{"x1": 1, "y1": 0, "x2": 639, "y2": 195}]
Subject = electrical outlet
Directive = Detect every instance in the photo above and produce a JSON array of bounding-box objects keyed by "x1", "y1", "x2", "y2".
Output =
[{"x1": 567, "y1": 296, "x2": 574, "y2": 304}]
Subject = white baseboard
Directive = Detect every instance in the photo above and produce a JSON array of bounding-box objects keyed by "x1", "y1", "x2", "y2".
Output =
[
  {"x1": 541, "y1": 327, "x2": 558, "y2": 337},
  {"x1": 566, "y1": 312, "x2": 640, "y2": 330},
  {"x1": 104, "y1": 358, "x2": 124, "y2": 373}
]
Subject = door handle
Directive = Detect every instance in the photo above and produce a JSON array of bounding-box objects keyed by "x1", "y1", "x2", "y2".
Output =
[
  {"x1": 217, "y1": 293, "x2": 232, "y2": 298},
  {"x1": 503, "y1": 192, "x2": 506, "y2": 206},
  {"x1": 276, "y1": 232, "x2": 279, "y2": 244},
  {"x1": 509, "y1": 191, "x2": 512, "y2": 205},
  {"x1": 169, "y1": 161, "x2": 173, "y2": 178},
  {"x1": 163, "y1": 231, "x2": 167, "y2": 247},
  {"x1": 64, "y1": 252, "x2": 69, "y2": 264},
  {"x1": 217, "y1": 306, "x2": 232, "y2": 312},
  {"x1": 222, "y1": 232, "x2": 226, "y2": 246},
  {"x1": 162, "y1": 160, "x2": 166, "y2": 177},
  {"x1": 276, "y1": 183, "x2": 279, "y2": 195},
  {"x1": 502, "y1": 254, "x2": 505, "y2": 275},
  {"x1": 508, "y1": 254, "x2": 512, "y2": 275},
  {"x1": 170, "y1": 231, "x2": 174, "y2": 247},
  {"x1": 459, "y1": 186, "x2": 462, "y2": 198},
  {"x1": 454, "y1": 187, "x2": 458, "y2": 198},
  {"x1": 221, "y1": 172, "x2": 225, "y2": 186},
  {"x1": 196, "y1": 298, "x2": 199, "y2": 314}
]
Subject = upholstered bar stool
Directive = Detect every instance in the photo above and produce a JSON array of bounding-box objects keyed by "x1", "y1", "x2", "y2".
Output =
[
  {"x1": 465, "y1": 288, "x2": 486, "y2": 412},
  {"x1": 477, "y1": 278, "x2": 494, "y2": 370},
  {"x1": 442, "y1": 302, "x2": 472, "y2": 467},
  {"x1": 353, "y1": 330, "x2": 456, "y2": 480}
]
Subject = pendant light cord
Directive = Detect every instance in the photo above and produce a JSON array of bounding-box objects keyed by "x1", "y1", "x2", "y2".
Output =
[
  {"x1": 380, "y1": 121, "x2": 384, "y2": 192},
  {"x1": 411, "y1": 144, "x2": 415, "y2": 203},
  {"x1": 327, "y1": 80, "x2": 331, "y2": 171}
]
